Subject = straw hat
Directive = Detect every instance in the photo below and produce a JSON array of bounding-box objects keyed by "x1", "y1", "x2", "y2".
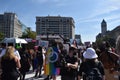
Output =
[{"x1": 83, "y1": 48, "x2": 98, "y2": 59}]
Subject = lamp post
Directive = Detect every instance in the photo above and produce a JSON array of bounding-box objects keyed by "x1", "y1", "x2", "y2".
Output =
[{"x1": 46, "y1": 28, "x2": 49, "y2": 40}]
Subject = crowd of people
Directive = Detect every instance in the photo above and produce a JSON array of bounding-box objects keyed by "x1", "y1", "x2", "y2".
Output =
[{"x1": 0, "y1": 38, "x2": 120, "y2": 80}]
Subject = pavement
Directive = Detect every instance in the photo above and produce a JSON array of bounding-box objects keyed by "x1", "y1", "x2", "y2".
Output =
[{"x1": 22, "y1": 70, "x2": 61, "y2": 80}]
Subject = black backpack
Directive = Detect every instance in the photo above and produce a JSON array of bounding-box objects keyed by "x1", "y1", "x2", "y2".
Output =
[{"x1": 83, "y1": 61, "x2": 103, "y2": 80}]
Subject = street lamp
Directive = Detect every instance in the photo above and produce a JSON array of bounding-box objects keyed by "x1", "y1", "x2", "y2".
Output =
[{"x1": 46, "y1": 28, "x2": 49, "y2": 40}]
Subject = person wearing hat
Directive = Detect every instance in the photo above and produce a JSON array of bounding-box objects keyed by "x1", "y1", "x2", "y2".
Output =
[{"x1": 78, "y1": 47, "x2": 105, "y2": 80}]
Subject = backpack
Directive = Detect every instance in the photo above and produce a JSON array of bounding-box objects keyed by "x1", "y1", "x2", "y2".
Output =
[{"x1": 83, "y1": 61, "x2": 103, "y2": 80}]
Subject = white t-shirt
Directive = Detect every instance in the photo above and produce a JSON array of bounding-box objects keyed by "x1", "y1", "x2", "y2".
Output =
[
  {"x1": 14, "y1": 50, "x2": 21, "y2": 60},
  {"x1": 0, "y1": 48, "x2": 6, "y2": 58},
  {"x1": 0, "y1": 49, "x2": 21, "y2": 60}
]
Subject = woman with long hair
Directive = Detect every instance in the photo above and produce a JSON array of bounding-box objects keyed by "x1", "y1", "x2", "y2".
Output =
[
  {"x1": 71, "y1": 39, "x2": 78, "y2": 49},
  {"x1": 1, "y1": 46, "x2": 21, "y2": 80}
]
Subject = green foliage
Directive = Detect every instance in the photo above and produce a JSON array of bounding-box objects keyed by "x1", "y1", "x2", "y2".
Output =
[
  {"x1": 95, "y1": 35, "x2": 115, "y2": 47},
  {"x1": 0, "y1": 32, "x2": 4, "y2": 41},
  {"x1": 21, "y1": 29, "x2": 36, "y2": 39}
]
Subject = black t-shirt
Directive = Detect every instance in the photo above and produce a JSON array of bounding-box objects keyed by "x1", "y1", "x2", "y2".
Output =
[
  {"x1": 36, "y1": 51, "x2": 43, "y2": 65},
  {"x1": 78, "y1": 60, "x2": 105, "y2": 76},
  {"x1": 1, "y1": 58, "x2": 17, "y2": 73},
  {"x1": 60, "y1": 55, "x2": 78, "y2": 77},
  {"x1": 1, "y1": 58, "x2": 19, "y2": 79},
  {"x1": 19, "y1": 52, "x2": 31, "y2": 72}
]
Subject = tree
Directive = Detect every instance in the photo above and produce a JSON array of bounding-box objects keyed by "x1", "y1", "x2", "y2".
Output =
[
  {"x1": 21, "y1": 29, "x2": 36, "y2": 39},
  {"x1": 95, "y1": 35, "x2": 115, "y2": 47},
  {"x1": 0, "y1": 32, "x2": 4, "y2": 41}
]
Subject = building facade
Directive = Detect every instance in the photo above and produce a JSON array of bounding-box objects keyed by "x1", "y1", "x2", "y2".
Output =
[
  {"x1": 96, "y1": 19, "x2": 120, "y2": 47},
  {"x1": 0, "y1": 12, "x2": 22, "y2": 38},
  {"x1": 20, "y1": 21, "x2": 28, "y2": 33},
  {"x1": 36, "y1": 15, "x2": 75, "y2": 39},
  {"x1": 101, "y1": 19, "x2": 107, "y2": 36},
  {"x1": 75, "y1": 34, "x2": 82, "y2": 45}
]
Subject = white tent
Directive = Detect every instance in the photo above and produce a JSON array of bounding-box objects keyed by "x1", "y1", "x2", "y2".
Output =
[{"x1": 1, "y1": 38, "x2": 28, "y2": 44}]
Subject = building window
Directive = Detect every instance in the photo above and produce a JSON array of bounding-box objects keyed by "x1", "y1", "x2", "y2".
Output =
[{"x1": 37, "y1": 19, "x2": 40, "y2": 21}]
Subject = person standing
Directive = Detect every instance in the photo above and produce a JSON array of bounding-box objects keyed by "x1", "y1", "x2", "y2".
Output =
[
  {"x1": 19, "y1": 48, "x2": 31, "y2": 80},
  {"x1": 0, "y1": 43, "x2": 6, "y2": 58},
  {"x1": 0, "y1": 43, "x2": 21, "y2": 60},
  {"x1": 1, "y1": 46, "x2": 21, "y2": 80},
  {"x1": 29, "y1": 49, "x2": 36, "y2": 72},
  {"x1": 78, "y1": 48, "x2": 105, "y2": 80},
  {"x1": 34, "y1": 46, "x2": 44, "y2": 78},
  {"x1": 0, "y1": 43, "x2": 6, "y2": 79},
  {"x1": 60, "y1": 47, "x2": 78, "y2": 80},
  {"x1": 71, "y1": 39, "x2": 78, "y2": 49}
]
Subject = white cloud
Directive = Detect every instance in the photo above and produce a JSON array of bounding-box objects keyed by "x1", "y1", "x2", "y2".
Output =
[
  {"x1": 109, "y1": 0, "x2": 120, "y2": 3},
  {"x1": 108, "y1": 19, "x2": 120, "y2": 30},
  {"x1": 78, "y1": 0, "x2": 120, "y2": 26},
  {"x1": 105, "y1": 14, "x2": 120, "y2": 21},
  {"x1": 80, "y1": 0, "x2": 120, "y2": 22},
  {"x1": 78, "y1": 18, "x2": 100, "y2": 23},
  {"x1": 80, "y1": 13, "x2": 120, "y2": 24},
  {"x1": 94, "y1": 6, "x2": 118, "y2": 16},
  {"x1": 31, "y1": 0, "x2": 66, "y2": 4},
  {"x1": 31, "y1": 0, "x2": 48, "y2": 3},
  {"x1": 30, "y1": 0, "x2": 68, "y2": 7}
]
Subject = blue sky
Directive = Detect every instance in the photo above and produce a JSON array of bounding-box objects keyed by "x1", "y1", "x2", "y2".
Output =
[{"x1": 0, "y1": 0, "x2": 120, "y2": 43}]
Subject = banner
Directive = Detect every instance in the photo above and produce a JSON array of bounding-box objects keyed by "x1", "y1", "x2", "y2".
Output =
[{"x1": 44, "y1": 47, "x2": 60, "y2": 75}]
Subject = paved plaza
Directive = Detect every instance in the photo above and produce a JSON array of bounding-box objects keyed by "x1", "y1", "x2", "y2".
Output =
[{"x1": 23, "y1": 70, "x2": 61, "y2": 80}]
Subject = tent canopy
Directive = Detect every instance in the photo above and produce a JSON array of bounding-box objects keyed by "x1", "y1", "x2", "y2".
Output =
[{"x1": 1, "y1": 38, "x2": 28, "y2": 44}]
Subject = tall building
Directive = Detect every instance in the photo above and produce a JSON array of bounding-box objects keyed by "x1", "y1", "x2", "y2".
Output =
[
  {"x1": 0, "y1": 12, "x2": 22, "y2": 38},
  {"x1": 20, "y1": 21, "x2": 28, "y2": 33},
  {"x1": 36, "y1": 15, "x2": 75, "y2": 39},
  {"x1": 101, "y1": 19, "x2": 107, "y2": 35},
  {"x1": 75, "y1": 34, "x2": 82, "y2": 45},
  {"x1": 75, "y1": 34, "x2": 81, "y2": 39}
]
